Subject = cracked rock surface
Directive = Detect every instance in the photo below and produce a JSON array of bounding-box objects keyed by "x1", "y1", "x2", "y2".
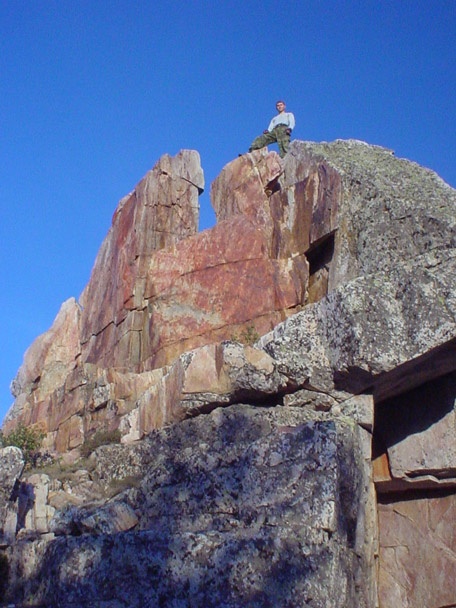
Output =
[
  {"x1": 2, "y1": 139, "x2": 456, "y2": 607},
  {"x1": 5, "y1": 405, "x2": 373, "y2": 608}
]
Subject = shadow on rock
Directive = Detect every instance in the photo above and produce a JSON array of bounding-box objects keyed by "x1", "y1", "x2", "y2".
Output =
[{"x1": 4, "y1": 404, "x2": 368, "y2": 607}]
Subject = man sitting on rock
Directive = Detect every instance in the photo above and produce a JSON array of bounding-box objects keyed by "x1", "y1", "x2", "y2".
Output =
[{"x1": 249, "y1": 100, "x2": 295, "y2": 158}]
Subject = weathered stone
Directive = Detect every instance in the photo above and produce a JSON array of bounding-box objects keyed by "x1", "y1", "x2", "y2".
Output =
[
  {"x1": 354, "y1": 426, "x2": 378, "y2": 608},
  {"x1": 285, "y1": 140, "x2": 456, "y2": 289},
  {"x1": 283, "y1": 388, "x2": 338, "y2": 410},
  {"x1": 211, "y1": 148, "x2": 341, "y2": 268},
  {"x1": 79, "y1": 150, "x2": 203, "y2": 362},
  {"x1": 5, "y1": 405, "x2": 374, "y2": 608},
  {"x1": 6, "y1": 140, "x2": 456, "y2": 457},
  {"x1": 180, "y1": 341, "x2": 288, "y2": 414},
  {"x1": 0, "y1": 447, "x2": 24, "y2": 543},
  {"x1": 51, "y1": 500, "x2": 138, "y2": 536},
  {"x1": 270, "y1": 163, "x2": 341, "y2": 260},
  {"x1": 4, "y1": 298, "x2": 81, "y2": 435},
  {"x1": 119, "y1": 340, "x2": 290, "y2": 439},
  {"x1": 210, "y1": 148, "x2": 283, "y2": 223},
  {"x1": 2, "y1": 140, "x2": 456, "y2": 607},
  {"x1": 5, "y1": 147, "x2": 315, "y2": 453},
  {"x1": 374, "y1": 371, "x2": 456, "y2": 490},
  {"x1": 138, "y1": 215, "x2": 308, "y2": 370},
  {"x1": 338, "y1": 394, "x2": 374, "y2": 431},
  {"x1": 22, "y1": 474, "x2": 55, "y2": 535},
  {"x1": 260, "y1": 249, "x2": 456, "y2": 400},
  {"x1": 378, "y1": 492, "x2": 456, "y2": 608}
]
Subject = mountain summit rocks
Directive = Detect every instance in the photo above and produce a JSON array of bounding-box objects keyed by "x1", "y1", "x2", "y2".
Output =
[
  {"x1": 4, "y1": 145, "x2": 341, "y2": 452},
  {"x1": 1, "y1": 140, "x2": 456, "y2": 607}
]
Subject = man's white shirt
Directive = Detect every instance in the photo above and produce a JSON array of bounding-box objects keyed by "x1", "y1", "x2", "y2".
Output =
[{"x1": 268, "y1": 112, "x2": 295, "y2": 132}]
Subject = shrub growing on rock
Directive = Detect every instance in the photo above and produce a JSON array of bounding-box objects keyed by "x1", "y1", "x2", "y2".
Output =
[{"x1": 0, "y1": 423, "x2": 45, "y2": 465}]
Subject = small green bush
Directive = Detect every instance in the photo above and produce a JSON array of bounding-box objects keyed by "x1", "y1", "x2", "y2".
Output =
[
  {"x1": 241, "y1": 325, "x2": 260, "y2": 345},
  {"x1": 231, "y1": 325, "x2": 260, "y2": 346},
  {"x1": 80, "y1": 429, "x2": 122, "y2": 458},
  {"x1": 1, "y1": 423, "x2": 45, "y2": 464}
]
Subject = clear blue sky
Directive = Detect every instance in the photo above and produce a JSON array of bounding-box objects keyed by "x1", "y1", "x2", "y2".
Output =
[{"x1": 1, "y1": 1, "x2": 455, "y2": 424}]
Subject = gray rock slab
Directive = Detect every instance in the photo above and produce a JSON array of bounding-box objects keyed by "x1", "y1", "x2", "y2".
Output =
[
  {"x1": 0, "y1": 446, "x2": 24, "y2": 543},
  {"x1": 375, "y1": 370, "x2": 456, "y2": 483},
  {"x1": 260, "y1": 249, "x2": 456, "y2": 399},
  {"x1": 285, "y1": 140, "x2": 456, "y2": 288},
  {"x1": 5, "y1": 405, "x2": 374, "y2": 608}
]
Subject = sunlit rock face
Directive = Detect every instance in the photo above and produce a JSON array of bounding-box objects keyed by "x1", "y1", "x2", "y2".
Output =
[
  {"x1": 4, "y1": 145, "x2": 342, "y2": 452},
  {"x1": 2, "y1": 140, "x2": 456, "y2": 608}
]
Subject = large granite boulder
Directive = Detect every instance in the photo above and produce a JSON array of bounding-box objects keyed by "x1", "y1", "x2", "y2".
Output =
[
  {"x1": 284, "y1": 140, "x2": 456, "y2": 287},
  {"x1": 4, "y1": 405, "x2": 376, "y2": 608},
  {"x1": 259, "y1": 249, "x2": 456, "y2": 400}
]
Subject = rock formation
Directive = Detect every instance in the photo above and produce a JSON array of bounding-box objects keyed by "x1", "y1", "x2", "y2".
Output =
[{"x1": 1, "y1": 139, "x2": 455, "y2": 607}]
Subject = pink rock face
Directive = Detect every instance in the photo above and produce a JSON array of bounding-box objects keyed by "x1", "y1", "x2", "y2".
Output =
[
  {"x1": 211, "y1": 149, "x2": 340, "y2": 263},
  {"x1": 78, "y1": 150, "x2": 318, "y2": 373},
  {"x1": 210, "y1": 149, "x2": 284, "y2": 223},
  {"x1": 79, "y1": 150, "x2": 203, "y2": 346},
  {"x1": 139, "y1": 216, "x2": 308, "y2": 370},
  {"x1": 378, "y1": 493, "x2": 456, "y2": 608},
  {"x1": 269, "y1": 165, "x2": 340, "y2": 259},
  {"x1": 5, "y1": 147, "x2": 340, "y2": 453},
  {"x1": 79, "y1": 212, "x2": 308, "y2": 372},
  {"x1": 3, "y1": 298, "x2": 82, "y2": 436},
  {"x1": 10, "y1": 298, "x2": 81, "y2": 400}
]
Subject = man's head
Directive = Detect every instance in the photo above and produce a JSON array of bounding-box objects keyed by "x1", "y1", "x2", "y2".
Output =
[{"x1": 276, "y1": 101, "x2": 286, "y2": 113}]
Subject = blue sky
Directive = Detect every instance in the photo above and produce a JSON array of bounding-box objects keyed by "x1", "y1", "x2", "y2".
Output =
[{"x1": 1, "y1": 1, "x2": 455, "y2": 424}]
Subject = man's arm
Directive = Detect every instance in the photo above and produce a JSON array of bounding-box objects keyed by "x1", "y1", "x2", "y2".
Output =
[{"x1": 287, "y1": 113, "x2": 295, "y2": 131}]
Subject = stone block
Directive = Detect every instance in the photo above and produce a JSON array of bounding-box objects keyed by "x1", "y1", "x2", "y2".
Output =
[{"x1": 378, "y1": 492, "x2": 456, "y2": 608}]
